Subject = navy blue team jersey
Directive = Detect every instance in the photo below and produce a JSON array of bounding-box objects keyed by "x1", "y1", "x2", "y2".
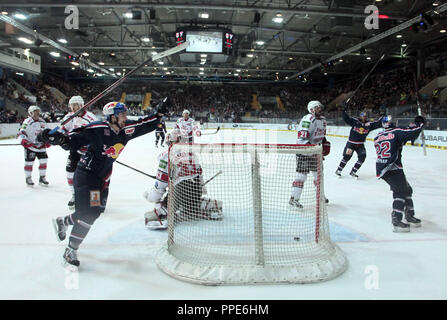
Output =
[
  {"x1": 374, "y1": 125, "x2": 423, "y2": 178},
  {"x1": 66, "y1": 115, "x2": 160, "y2": 179},
  {"x1": 343, "y1": 110, "x2": 383, "y2": 144}
]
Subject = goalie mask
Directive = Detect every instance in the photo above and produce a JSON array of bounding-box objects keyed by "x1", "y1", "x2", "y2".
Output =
[{"x1": 166, "y1": 131, "x2": 180, "y2": 146}]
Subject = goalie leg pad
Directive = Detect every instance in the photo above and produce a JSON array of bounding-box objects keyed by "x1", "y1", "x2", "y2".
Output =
[
  {"x1": 200, "y1": 198, "x2": 223, "y2": 220},
  {"x1": 143, "y1": 186, "x2": 166, "y2": 203}
]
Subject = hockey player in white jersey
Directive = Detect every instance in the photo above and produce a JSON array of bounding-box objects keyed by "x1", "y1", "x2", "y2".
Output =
[
  {"x1": 143, "y1": 131, "x2": 222, "y2": 230},
  {"x1": 175, "y1": 109, "x2": 201, "y2": 143},
  {"x1": 61, "y1": 96, "x2": 98, "y2": 209},
  {"x1": 289, "y1": 101, "x2": 331, "y2": 208},
  {"x1": 18, "y1": 106, "x2": 50, "y2": 186}
]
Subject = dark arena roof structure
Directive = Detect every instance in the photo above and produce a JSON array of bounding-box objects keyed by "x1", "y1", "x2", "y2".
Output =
[{"x1": 0, "y1": 0, "x2": 446, "y2": 84}]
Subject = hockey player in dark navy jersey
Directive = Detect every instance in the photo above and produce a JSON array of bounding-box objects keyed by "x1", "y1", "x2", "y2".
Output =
[
  {"x1": 39, "y1": 100, "x2": 167, "y2": 270},
  {"x1": 374, "y1": 115, "x2": 424, "y2": 233},
  {"x1": 335, "y1": 109, "x2": 383, "y2": 179}
]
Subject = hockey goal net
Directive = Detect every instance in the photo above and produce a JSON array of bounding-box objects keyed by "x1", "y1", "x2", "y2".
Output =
[{"x1": 155, "y1": 143, "x2": 348, "y2": 285}]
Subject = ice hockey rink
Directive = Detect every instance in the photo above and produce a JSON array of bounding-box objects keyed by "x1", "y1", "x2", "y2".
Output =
[{"x1": 0, "y1": 127, "x2": 446, "y2": 300}]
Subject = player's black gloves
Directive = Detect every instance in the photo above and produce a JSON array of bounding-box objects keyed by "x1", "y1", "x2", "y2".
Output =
[
  {"x1": 414, "y1": 115, "x2": 425, "y2": 127},
  {"x1": 38, "y1": 129, "x2": 69, "y2": 146},
  {"x1": 154, "y1": 97, "x2": 170, "y2": 116}
]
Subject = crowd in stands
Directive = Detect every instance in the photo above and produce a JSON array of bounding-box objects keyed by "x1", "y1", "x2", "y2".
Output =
[{"x1": 1, "y1": 63, "x2": 446, "y2": 129}]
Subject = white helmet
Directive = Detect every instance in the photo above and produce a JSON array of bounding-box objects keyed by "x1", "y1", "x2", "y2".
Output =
[
  {"x1": 182, "y1": 109, "x2": 190, "y2": 115},
  {"x1": 166, "y1": 130, "x2": 180, "y2": 146},
  {"x1": 28, "y1": 105, "x2": 40, "y2": 116},
  {"x1": 69, "y1": 96, "x2": 84, "y2": 109},
  {"x1": 307, "y1": 101, "x2": 324, "y2": 114}
]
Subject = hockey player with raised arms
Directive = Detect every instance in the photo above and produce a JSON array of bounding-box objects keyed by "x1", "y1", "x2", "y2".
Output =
[
  {"x1": 143, "y1": 129, "x2": 223, "y2": 230},
  {"x1": 289, "y1": 101, "x2": 330, "y2": 208},
  {"x1": 61, "y1": 96, "x2": 97, "y2": 209},
  {"x1": 175, "y1": 109, "x2": 201, "y2": 143},
  {"x1": 18, "y1": 105, "x2": 50, "y2": 186},
  {"x1": 335, "y1": 109, "x2": 383, "y2": 179},
  {"x1": 374, "y1": 115, "x2": 424, "y2": 232},
  {"x1": 39, "y1": 100, "x2": 166, "y2": 270}
]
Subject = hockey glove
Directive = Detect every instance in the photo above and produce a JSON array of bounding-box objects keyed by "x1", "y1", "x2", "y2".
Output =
[
  {"x1": 155, "y1": 97, "x2": 170, "y2": 115},
  {"x1": 414, "y1": 116, "x2": 425, "y2": 127},
  {"x1": 322, "y1": 140, "x2": 331, "y2": 156},
  {"x1": 39, "y1": 129, "x2": 69, "y2": 146},
  {"x1": 21, "y1": 139, "x2": 35, "y2": 149}
]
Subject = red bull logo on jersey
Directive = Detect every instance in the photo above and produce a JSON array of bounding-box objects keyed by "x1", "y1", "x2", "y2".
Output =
[
  {"x1": 354, "y1": 127, "x2": 369, "y2": 135},
  {"x1": 102, "y1": 143, "x2": 125, "y2": 159},
  {"x1": 375, "y1": 132, "x2": 395, "y2": 143}
]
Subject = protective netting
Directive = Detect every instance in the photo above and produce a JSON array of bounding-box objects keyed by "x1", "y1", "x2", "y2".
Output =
[{"x1": 155, "y1": 143, "x2": 348, "y2": 285}]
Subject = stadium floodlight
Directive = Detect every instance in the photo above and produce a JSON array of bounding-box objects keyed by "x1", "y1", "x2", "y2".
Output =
[
  {"x1": 247, "y1": 54, "x2": 254, "y2": 58},
  {"x1": 18, "y1": 37, "x2": 33, "y2": 44},
  {"x1": 256, "y1": 40, "x2": 265, "y2": 45},
  {"x1": 199, "y1": 12, "x2": 209, "y2": 19},
  {"x1": 13, "y1": 13, "x2": 27, "y2": 20},
  {"x1": 142, "y1": 37, "x2": 150, "y2": 42},
  {"x1": 87, "y1": 68, "x2": 94, "y2": 73},
  {"x1": 123, "y1": 12, "x2": 133, "y2": 19},
  {"x1": 50, "y1": 52, "x2": 60, "y2": 57},
  {"x1": 82, "y1": 52, "x2": 89, "y2": 57},
  {"x1": 272, "y1": 13, "x2": 284, "y2": 23},
  {"x1": 58, "y1": 38, "x2": 68, "y2": 44},
  {"x1": 98, "y1": 62, "x2": 105, "y2": 65}
]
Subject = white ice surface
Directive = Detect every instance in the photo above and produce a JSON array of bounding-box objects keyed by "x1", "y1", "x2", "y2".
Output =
[{"x1": 1, "y1": 128, "x2": 446, "y2": 299}]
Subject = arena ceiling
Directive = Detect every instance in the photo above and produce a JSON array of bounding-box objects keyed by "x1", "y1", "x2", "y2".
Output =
[{"x1": 0, "y1": 0, "x2": 446, "y2": 83}]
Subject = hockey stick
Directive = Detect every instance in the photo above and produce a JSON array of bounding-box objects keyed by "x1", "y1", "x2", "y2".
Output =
[
  {"x1": 115, "y1": 160, "x2": 156, "y2": 179},
  {"x1": 50, "y1": 41, "x2": 189, "y2": 134},
  {"x1": 412, "y1": 72, "x2": 427, "y2": 156},
  {"x1": 345, "y1": 53, "x2": 385, "y2": 106},
  {"x1": 0, "y1": 143, "x2": 21, "y2": 146},
  {"x1": 200, "y1": 126, "x2": 221, "y2": 135},
  {"x1": 202, "y1": 170, "x2": 222, "y2": 186}
]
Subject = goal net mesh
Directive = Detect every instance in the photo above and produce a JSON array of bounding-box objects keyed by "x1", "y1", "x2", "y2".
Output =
[{"x1": 155, "y1": 143, "x2": 348, "y2": 285}]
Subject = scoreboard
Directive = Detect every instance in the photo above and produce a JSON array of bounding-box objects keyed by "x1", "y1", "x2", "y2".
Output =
[{"x1": 175, "y1": 28, "x2": 234, "y2": 55}]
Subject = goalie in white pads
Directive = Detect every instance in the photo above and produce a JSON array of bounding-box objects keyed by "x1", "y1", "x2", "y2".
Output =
[
  {"x1": 175, "y1": 109, "x2": 201, "y2": 143},
  {"x1": 289, "y1": 101, "x2": 330, "y2": 208},
  {"x1": 143, "y1": 131, "x2": 222, "y2": 230}
]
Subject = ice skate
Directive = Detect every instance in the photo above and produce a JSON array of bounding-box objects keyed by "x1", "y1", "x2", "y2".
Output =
[
  {"x1": 39, "y1": 176, "x2": 49, "y2": 185},
  {"x1": 405, "y1": 215, "x2": 421, "y2": 228},
  {"x1": 68, "y1": 195, "x2": 75, "y2": 210},
  {"x1": 52, "y1": 217, "x2": 67, "y2": 242},
  {"x1": 144, "y1": 209, "x2": 168, "y2": 230},
  {"x1": 349, "y1": 171, "x2": 359, "y2": 180},
  {"x1": 335, "y1": 170, "x2": 342, "y2": 178},
  {"x1": 289, "y1": 197, "x2": 303, "y2": 209},
  {"x1": 392, "y1": 220, "x2": 410, "y2": 233},
  {"x1": 63, "y1": 247, "x2": 80, "y2": 271},
  {"x1": 26, "y1": 177, "x2": 34, "y2": 186}
]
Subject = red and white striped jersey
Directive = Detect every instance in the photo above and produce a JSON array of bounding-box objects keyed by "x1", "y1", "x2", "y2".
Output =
[
  {"x1": 61, "y1": 111, "x2": 97, "y2": 133},
  {"x1": 175, "y1": 117, "x2": 200, "y2": 140},
  {"x1": 296, "y1": 113, "x2": 327, "y2": 145},
  {"x1": 18, "y1": 117, "x2": 47, "y2": 152},
  {"x1": 170, "y1": 150, "x2": 202, "y2": 186}
]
